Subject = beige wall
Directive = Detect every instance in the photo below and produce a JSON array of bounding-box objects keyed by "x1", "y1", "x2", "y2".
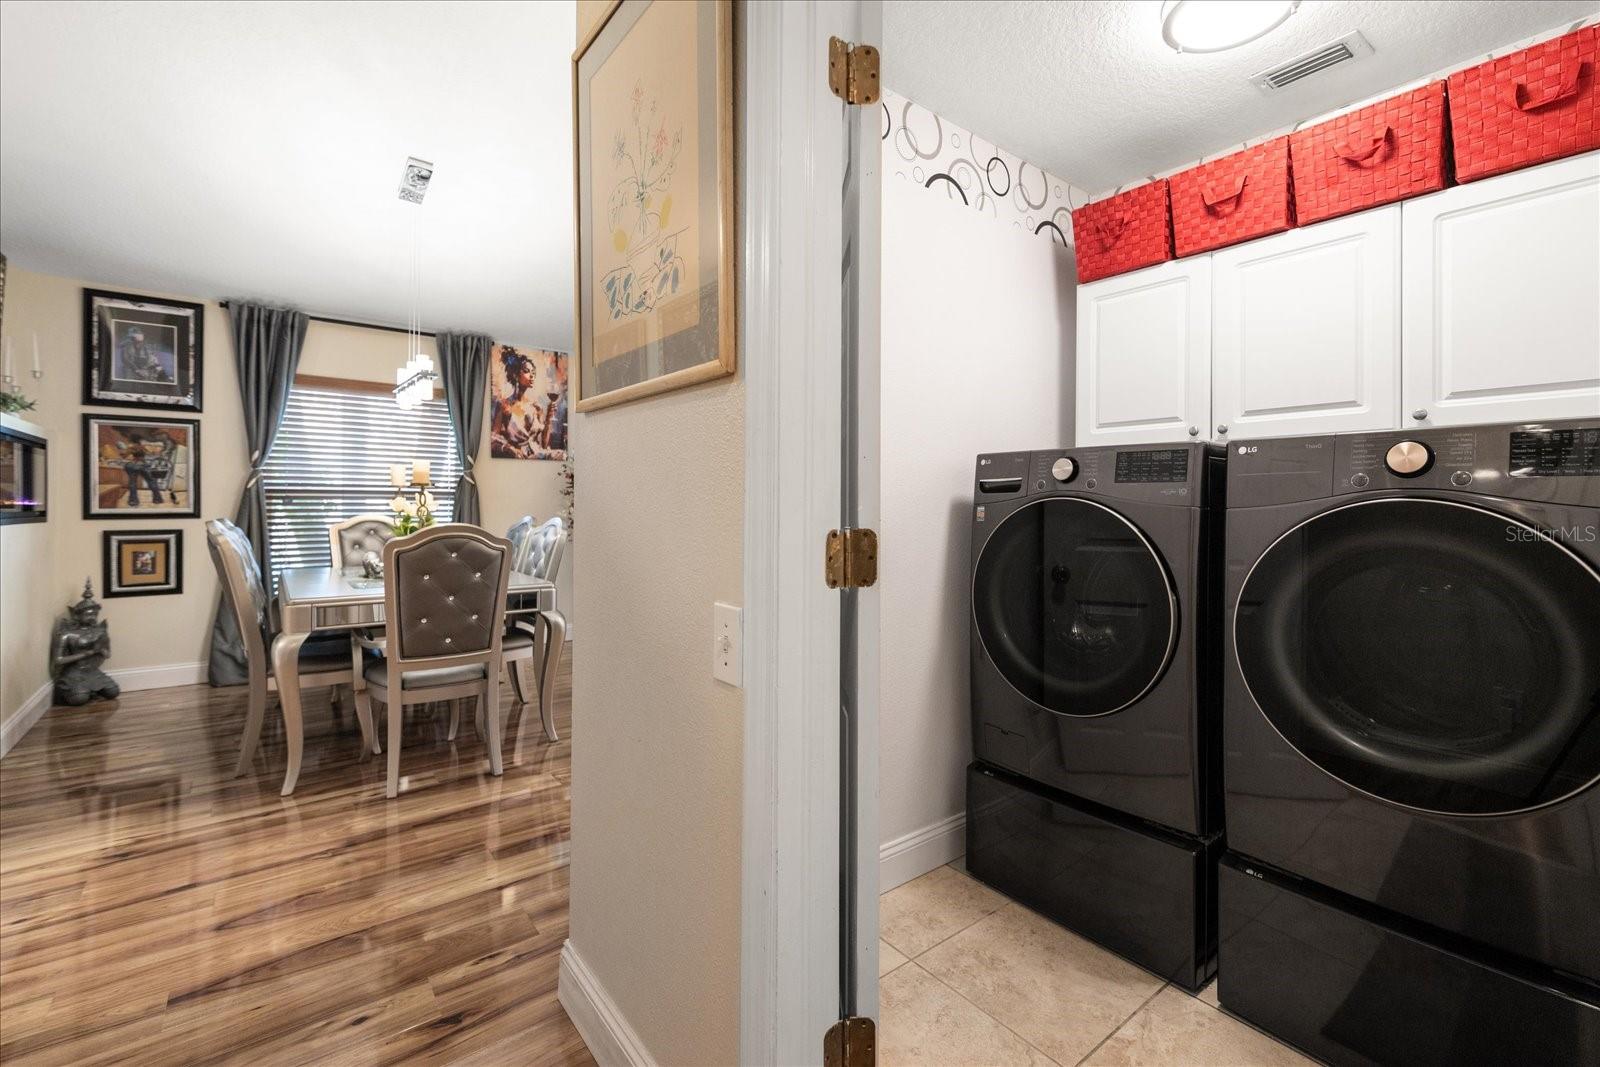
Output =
[
  {"x1": 0, "y1": 266, "x2": 570, "y2": 733},
  {"x1": 563, "y1": 4, "x2": 745, "y2": 1065}
]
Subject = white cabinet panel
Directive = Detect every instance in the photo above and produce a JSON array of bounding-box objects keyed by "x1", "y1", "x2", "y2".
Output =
[
  {"x1": 1403, "y1": 152, "x2": 1600, "y2": 427},
  {"x1": 1075, "y1": 258, "x2": 1211, "y2": 446},
  {"x1": 1213, "y1": 207, "x2": 1401, "y2": 440}
]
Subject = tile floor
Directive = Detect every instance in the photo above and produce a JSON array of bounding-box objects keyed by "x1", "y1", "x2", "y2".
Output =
[{"x1": 878, "y1": 862, "x2": 1314, "y2": 1066}]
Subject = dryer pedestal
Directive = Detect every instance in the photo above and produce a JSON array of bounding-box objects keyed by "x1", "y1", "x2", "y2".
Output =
[
  {"x1": 967, "y1": 762, "x2": 1219, "y2": 991},
  {"x1": 1218, "y1": 855, "x2": 1600, "y2": 1066}
]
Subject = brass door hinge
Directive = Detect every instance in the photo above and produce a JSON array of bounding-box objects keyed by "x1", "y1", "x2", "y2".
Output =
[
  {"x1": 823, "y1": 1016, "x2": 876, "y2": 1067},
  {"x1": 828, "y1": 37, "x2": 881, "y2": 105},
  {"x1": 826, "y1": 528, "x2": 878, "y2": 589}
]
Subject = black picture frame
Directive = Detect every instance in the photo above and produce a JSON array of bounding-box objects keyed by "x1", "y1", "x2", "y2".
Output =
[
  {"x1": 102, "y1": 529, "x2": 184, "y2": 598},
  {"x1": 83, "y1": 288, "x2": 204, "y2": 412},
  {"x1": 82, "y1": 413, "x2": 201, "y2": 519}
]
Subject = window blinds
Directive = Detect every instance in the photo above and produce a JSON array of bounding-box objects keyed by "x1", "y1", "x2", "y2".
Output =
[{"x1": 261, "y1": 383, "x2": 462, "y2": 581}]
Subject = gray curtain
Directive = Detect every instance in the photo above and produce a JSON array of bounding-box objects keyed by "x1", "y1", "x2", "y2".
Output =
[
  {"x1": 208, "y1": 303, "x2": 309, "y2": 686},
  {"x1": 437, "y1": 331, "x2": 492, "y2": 524}
]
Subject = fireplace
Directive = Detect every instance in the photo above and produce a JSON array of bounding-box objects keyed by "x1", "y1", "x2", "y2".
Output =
[{"x1": 0, "y1": 415, "x2": 47, "y2": 524}]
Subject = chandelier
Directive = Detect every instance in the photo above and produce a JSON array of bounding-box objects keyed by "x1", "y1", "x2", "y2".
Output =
[{"x1": 394, "y1": 156, "x2": 439, "y2": 410}]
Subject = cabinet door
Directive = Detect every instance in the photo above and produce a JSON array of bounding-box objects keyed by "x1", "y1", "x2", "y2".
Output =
[
  {"x1": 1075, "y1": 258, "x2": 1211, "y2": 447},
  {"x1": 1403, "y1": 152, "x2": 1600, "y2": 428},
  {"x1": 1212, "y1": 207, "x2": 1400, "y2": 441}
]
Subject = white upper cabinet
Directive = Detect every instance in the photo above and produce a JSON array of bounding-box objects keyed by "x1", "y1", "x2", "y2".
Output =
[
  {"x1": 1076, "y1": 257, "x2": 1211, "y2": 446},
  {"x1": 1402, "y1": 152, "x2": 1600, "y2": 427},
  {"x1": 1212, "y1": 207, "x2": 1401, "y2": 441}
]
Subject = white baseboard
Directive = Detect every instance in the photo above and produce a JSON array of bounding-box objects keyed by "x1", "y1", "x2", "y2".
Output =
[
  {"x1": 0, "y1": 682, "x2": 53, "y2": 759},
  {"x1": 558, "y1": 941, "x2": 655, "y2": 1067},
  {"x1": 880, "y1": 812, "x2": 968, "y2": 892},
  {"x1": 108, "y1": 660, "x2": 208, "y2": 692}
]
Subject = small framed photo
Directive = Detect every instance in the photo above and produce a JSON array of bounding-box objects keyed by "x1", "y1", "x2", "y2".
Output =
[
  {"x1": 103, "y1": 529, "x2": 183, "y2": 598},
  {"x1": 83, "y1": 288, "x2": 204, "y2": 411},
  {"x1": 83, "y1": 414, "x2": 200, "y2": 518}
]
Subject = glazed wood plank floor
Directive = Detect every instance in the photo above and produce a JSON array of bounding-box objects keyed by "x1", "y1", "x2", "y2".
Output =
[{"x1": 0, "y1": 661, "x2": 593, "y2": 1067}]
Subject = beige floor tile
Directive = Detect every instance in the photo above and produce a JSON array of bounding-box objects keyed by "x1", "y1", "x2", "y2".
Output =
[
  {"x1": 879, "y1": 964, "x2": 1054, "y2": 1067},
  {"x1": 1084, "y1": 986, "x2": 1314, "y2": 1066},
  {"x1": 917, "y1": 903, "x2": 1164, "y2": 1066},
  {"x1": 879, "y1": 865, "x2": 1008, "y2": 958},
  {"x1": 1194, "y1": 979, "x2": 1220, "y2": 1008},
  {"x1": 880, "y1": 939, "x2": 909, "y2": 977}
]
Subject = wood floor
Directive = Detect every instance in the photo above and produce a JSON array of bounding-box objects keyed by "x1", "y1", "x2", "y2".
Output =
[{"x1": 0, "y1": 661, "x2": 593, "y2": 1067}]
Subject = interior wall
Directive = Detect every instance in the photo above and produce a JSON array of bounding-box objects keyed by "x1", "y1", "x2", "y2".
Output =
[
  {"x1": 879, "y1": 101, "x2": 1081, "y2": 888},
  {"x1": 0, "y1": 266, "x2": 569, "y2": 737},
  {"x1": 561, "y1": 4, "x2": 744, "y2": 1065}
]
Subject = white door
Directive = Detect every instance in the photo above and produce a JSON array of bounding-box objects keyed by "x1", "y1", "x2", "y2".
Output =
[
  {"x1": 1402, "y1": 151, "x2": 1600, "y2": 428},
  {"x1": 1076, "y1": 257, "x2": 1211, "y2": 446},
  {"x1": 1212, "y1": 207, "x2": 1401, "y2": 441}
]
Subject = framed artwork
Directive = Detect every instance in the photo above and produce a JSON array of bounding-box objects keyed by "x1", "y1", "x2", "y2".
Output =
[
  {"x1": 489, "y1": 344, "x2": 569, "y2": 460},
  {"x1": 103, "y1": 529, "x2": 183, "y2": 598},
  {"x1": 572, "y1": 0, "x2": 735, "y2": 412},
  {"x1": 83, "y1": 288, "x2": 204, "y2": 412},
  {"x1": 82, "y1": 414, "x2": 200, "y2": 518}
]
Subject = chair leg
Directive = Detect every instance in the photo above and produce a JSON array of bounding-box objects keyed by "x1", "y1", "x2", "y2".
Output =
[
  {"x1": 385, "y1": 698, "x2": 402, "y2": 798},
  {"x1": 538, "y1": 611, "x2": 566, "y2": 744},
  {"x1": 234, "y1": 678, "x2": 269, "y2": 777},
  {"x1": 485, "y1": 679, "x2": 504, "y2": 777},
  {"x1": 447, "y1": 699, "x2": 461, "y2": 741},
  {"x1": 474, "y1": 695, "x2": 486, "y2": 740},
  {"x1": 353, "y1": 688, "x2": 376, "y2": 757},
  {"x1": 506, "y1": 658, "x2": 529, "y2": 708}
]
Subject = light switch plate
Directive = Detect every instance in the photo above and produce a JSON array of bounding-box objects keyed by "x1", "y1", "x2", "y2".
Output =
[{"x1": 713, "y1": 602, "x2": 743, "y2": 687}]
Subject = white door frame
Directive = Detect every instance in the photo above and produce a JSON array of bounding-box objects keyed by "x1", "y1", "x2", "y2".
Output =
[{"x1": 740, "y1": 2, "x2": 879, "y2": 1064}]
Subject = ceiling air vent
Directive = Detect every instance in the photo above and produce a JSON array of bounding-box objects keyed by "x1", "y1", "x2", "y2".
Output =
[{"x1": 1251, "y1": 31, "x2": 1373, "y2": 92}]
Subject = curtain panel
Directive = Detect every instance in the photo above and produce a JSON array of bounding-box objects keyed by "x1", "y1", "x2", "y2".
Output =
[
  {"x1": 207, "y1": 303, "x2": 309, "y2": 686},
  {"x1": 436, "y1": 331, "x2": 493, "y2": 524}
]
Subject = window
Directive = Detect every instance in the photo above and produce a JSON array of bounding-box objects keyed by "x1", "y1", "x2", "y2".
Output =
[{"x1": 261, "y1": 382, "x2": 461, "y2": 581}]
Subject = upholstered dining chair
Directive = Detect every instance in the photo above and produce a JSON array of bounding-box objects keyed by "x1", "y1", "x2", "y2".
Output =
[
  {"x1": 502, "y1": 516, "x2": 568, "y2": 742},
  {"x1": 206, "y1": 519, "x2": 368, "y2": 777},
  {"x1": 354, "y1": 524, "x2": 513, "y2": 798},
  {"x1": 328, "y1": 514, "x2": 397, "y2": 573},
  {"x1": 505, "y1": 515, "x2": 536, "y2": 574}
]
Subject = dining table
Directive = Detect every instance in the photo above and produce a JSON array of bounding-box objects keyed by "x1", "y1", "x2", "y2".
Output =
[{"x1": 272, "y1": 565, "x2": 560, "y2": 795}]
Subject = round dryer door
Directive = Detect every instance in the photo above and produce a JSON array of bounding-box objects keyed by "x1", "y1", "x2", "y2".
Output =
[
  {"x1": 1236, "y1": 498, "x2": 1600, "y2": 816},
  {"x1": 973, "y1": 497, "x2": 1178, "y2": 717}
]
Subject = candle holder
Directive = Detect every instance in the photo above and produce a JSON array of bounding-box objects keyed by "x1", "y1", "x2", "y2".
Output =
[{"x1": 389, "y1": 461, "x2": 436, "y2": 535}]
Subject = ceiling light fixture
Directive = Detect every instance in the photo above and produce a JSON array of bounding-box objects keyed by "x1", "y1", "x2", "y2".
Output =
[
  {"x1": 1161, "y1": 0, "x2": 1299, "y2": 55},
  {"x1": 394, "y1": 157, "x2": 438, "y2": 411}
]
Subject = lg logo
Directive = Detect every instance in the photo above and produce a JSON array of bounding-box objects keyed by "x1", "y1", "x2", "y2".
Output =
[{"x1": 1237, "y1": 445, "x2": 1258, "y2": 455}]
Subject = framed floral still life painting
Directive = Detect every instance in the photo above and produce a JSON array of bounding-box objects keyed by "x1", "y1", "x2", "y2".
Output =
[
  {"x1": 83, "y1": 289, "x2": 204, "y2": 412},
  {"x1": 103, "y1": 529, "x2": 183, "y2": 598},
  {"x1": 82, "y1": 414, "x2": 200, "y2": 518},
  {"x1": 489, "y1": 344, "x2": 569, "y2": 460},
  {"x1": 573, "y1": 0, "x2": 735, "y2": 412}
]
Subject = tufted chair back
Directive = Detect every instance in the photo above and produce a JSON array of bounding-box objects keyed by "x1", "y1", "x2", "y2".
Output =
[
  {"x1": 206, "y1": 518, "x2": 271, "y2": 680},
  {"x1": 505, "y1": 516, "x2": 536, "y2": 574},
  {"x1": 329, "y1": 514, "x2": 398, "y2": 572},
  {"x1": 523, "y1": 517, "x2": 567, "y2": 581},
  {"x1": 383, "y1": 524, "x2": 513, "y2": 665}
]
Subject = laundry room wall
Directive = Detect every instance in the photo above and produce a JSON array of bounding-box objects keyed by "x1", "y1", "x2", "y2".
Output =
[{"x1": 879, "y1": 93, "x2": 1085, "y2": 889}]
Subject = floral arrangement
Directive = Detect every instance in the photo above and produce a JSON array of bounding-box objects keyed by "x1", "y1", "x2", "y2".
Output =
[
  {"x1": 390, "y1": 488, "x2": 437, "y2": 536},
  {"x1": 0, "y1": 389, "x2": 35, "y2": 414}
]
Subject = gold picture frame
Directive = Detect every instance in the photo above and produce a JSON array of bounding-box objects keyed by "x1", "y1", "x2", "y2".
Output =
[{"x1": 572, "y1": 0, "x2": 736, "y2": 412}]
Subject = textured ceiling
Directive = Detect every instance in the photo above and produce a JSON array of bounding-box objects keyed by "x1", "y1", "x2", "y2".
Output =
[
  {"x1": 0, "y1": 1, "x2": 576, "y2": 347},
  {"x1": 884, "y1": 0, "x2": 1600, "y2": 192}
]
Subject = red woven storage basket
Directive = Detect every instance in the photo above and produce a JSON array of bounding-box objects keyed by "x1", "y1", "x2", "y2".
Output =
[
  {"x1": 1071, "y1": 180, "x2": 1172, "y2": 284},
  {"x1": 1449, "y1": 25, "x2": 1600, "y2": 183},
  {"x1": 1291, "y1": 83, "x2": 1449, "y2": 225},
  {"x1": 1169, "y1": 137, "x2": 1293, "y2": 257}
]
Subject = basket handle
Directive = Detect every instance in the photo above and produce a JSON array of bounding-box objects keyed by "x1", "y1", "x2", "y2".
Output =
[
  {"x1": 1200, "y1": 173, "x2": 1249, "y2": 216},
  {"x1": 1335, "y1": 126, "x2": 1392, "y2": 166},
  {"x1": 1089, "y1": 212, "x2": 1130, "y2": 252},
  {"x1": 1508, "y1": 61, "x2": 1587, "y2": 112}
]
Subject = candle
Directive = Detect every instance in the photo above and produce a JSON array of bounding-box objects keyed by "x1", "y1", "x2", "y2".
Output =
[
  {"x1": 31, "y1": 333, "x2": 40, "y2": 376},
  {"x1": 411, "y1": 459, "x2": 432, "y2": 486},
  {"x1": 3, "y1": 336, "x2": 11, "y2": 381},
  {"x1": 390, "y1": 463, "x2": 407, "y2": 488}
]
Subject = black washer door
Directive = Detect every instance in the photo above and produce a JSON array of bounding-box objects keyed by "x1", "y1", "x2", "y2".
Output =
[
  {"x1": 1236, "y1": 499, "x2": 1600, "y2": 816},
  {"x1": 974, "y1": 498, "x2": 1177, "y2": 717}
]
